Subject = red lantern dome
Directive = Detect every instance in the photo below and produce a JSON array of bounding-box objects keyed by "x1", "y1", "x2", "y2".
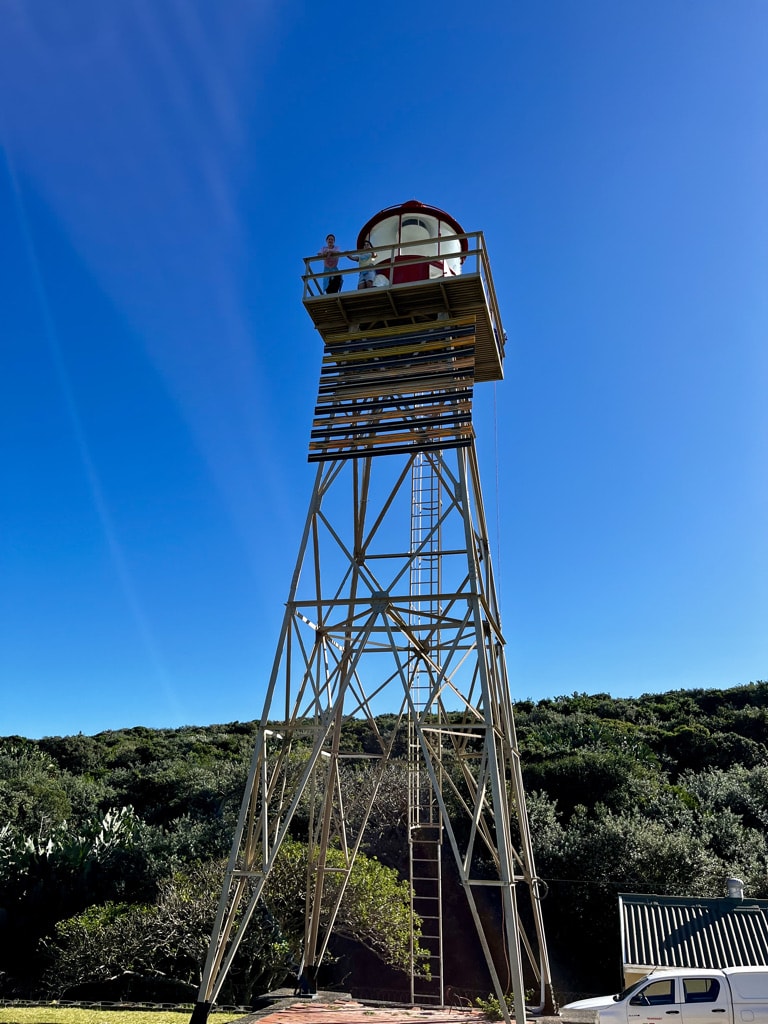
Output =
[{"x1": 356, "y1": 199, "x2": 468, "y2": 285}]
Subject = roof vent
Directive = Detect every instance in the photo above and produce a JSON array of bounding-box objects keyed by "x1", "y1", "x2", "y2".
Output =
[{"x1": 727, "y1": 877, "x2": 745, "y2": 900}]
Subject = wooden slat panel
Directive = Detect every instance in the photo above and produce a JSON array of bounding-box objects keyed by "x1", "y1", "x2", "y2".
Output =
[
  {"x1": 317, "y1": 367, "x2": 475, "y2": 403},
  {"x1": 323, "y1": 336, "x2": 475, "y2": 367},
  {"x1": 312, "y1": 399, "x2": 472, "y2": 430},
  {"x1": 324, "y1": 314, "x2": 477, "y2": 344},
  {"x1": 310, "y1": 418, "x2": 473, "y2": 454},
  {"x1": 309, "y1": 439, "x2": 470, "y2": 462},
  {"x1": 313, "y1": 395, "x2": 473, "y2": 417},
  {"x1": 309, "y1": 425, "x2": 474, "y2": 457},
  {"x1": 311, "y1": 408, "x2": 472, "y2": 439},
  {"x1": 308, "y1": 318, "x2": 478, "y2": 462}
]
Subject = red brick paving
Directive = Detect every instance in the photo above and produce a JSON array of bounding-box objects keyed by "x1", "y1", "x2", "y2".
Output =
[{"x1": 251, "y1": 999, "x2": 491, "y2": 1024}]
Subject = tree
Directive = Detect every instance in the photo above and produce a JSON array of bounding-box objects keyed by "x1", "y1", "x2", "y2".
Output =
[
  {"x1": 264, "y1": 837, "x2": 424, "y2": 976},
  {"x1": 44, "y1": 839, "x2": 423, "y2": 1003},
  {"x1": 43, "y1": 860, "x2": 290, "y2": 1003}
]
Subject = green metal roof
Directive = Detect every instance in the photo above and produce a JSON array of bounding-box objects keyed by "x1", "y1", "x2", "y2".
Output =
[{"x1": 620, "y1": 893, "x2": 768, "y2": 969}]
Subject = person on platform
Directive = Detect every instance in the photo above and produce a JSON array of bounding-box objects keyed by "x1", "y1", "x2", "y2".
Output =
[
  {"x1": 348, "y1": 239, "x2": 377, "y2": 289},
  {"x1": 318, "y1": 233, "x2": 343, "y2": 293}
]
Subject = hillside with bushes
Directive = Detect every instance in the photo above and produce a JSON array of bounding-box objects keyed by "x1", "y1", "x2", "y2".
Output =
[{"x1": 2, "y1": 681, "x2": 768, "y2": 1003}]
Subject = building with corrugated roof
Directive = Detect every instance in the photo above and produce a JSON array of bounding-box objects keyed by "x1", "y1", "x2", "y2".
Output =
[{"x1": 620, "y1": 881, "x2": 768, "y2": 987}]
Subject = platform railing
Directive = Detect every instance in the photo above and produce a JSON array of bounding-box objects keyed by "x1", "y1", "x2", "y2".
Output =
[{"x1": 302, "y1": 231, "x2": 504, "y2": 353}]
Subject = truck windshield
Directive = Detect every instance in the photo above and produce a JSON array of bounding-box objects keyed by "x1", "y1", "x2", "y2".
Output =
[{"x1": 615, "y1": 980, "x2": 649, "y2": 1002}]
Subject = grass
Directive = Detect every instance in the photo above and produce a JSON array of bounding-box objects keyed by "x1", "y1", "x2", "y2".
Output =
[{"x1": 0, "y1": 1011, "x2": 245, "y2": 1024}]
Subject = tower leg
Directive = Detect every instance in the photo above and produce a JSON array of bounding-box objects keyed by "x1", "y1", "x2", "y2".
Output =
[
  {"x1": 192, "y1": 449, "x2": 554, "y2": 1013},
  {"x1": 298, "y1": 964, "x2": 319, "y2": 995},
  {"x1": 189, "y1": 1003, "x2": 211, "y2": 1024}
]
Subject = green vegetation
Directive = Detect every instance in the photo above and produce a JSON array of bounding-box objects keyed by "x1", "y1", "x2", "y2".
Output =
[
  {"x1": 2, "y1": 682, "x2": 768, "y2": 1003},
  {"x1": 474, "y1": 989, "x2": 533, "y2": 1020}
]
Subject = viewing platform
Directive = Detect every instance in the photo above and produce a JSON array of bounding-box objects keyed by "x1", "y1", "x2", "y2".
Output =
[{"x1": 302, "y1": 231, "x2": 506, "y2": 383}]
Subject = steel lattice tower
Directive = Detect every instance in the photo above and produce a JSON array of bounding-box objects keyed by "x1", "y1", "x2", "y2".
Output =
[{"x1": 191, "y1": 201, "x2": 554, "y2": 1024}]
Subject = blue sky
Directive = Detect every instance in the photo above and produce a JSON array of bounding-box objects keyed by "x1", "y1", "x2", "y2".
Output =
[{"x1": 1, "y1": 1, "x2": 766, "y2": 739}]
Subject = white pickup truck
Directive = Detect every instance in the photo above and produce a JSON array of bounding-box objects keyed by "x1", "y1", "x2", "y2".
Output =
[{"x1": 562, "y1": 967, "x2": 768, "y2": 1024}]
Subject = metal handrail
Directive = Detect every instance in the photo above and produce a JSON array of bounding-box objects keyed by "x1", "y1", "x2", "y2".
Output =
[
  {"x1": 302, "y1": 230, "x2": 504, "y2": 355},
  {"x1": 303, "y1": 231, "x2": 476, "y2": 291}
]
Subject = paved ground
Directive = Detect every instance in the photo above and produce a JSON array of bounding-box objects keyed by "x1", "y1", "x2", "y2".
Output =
[
  {"x1": 245, "y1": 1000, "x2": 485, "y2": 1024},
  {"x1": 235, "y1": 990, "x2": 562, "y2": 1024}
]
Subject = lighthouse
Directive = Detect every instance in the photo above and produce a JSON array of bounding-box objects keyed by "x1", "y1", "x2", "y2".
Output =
[{"x1": 191, "y1": 201, "x2": 554, "y2": 1024}]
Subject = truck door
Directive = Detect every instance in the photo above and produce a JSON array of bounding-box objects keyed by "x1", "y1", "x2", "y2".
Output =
[
  {"x1": 680, "y1": 976, "x2": 732, "y2": 1024},
  {"x1": 626, "y1": 977, "x2": 678, "y2": 1024}
]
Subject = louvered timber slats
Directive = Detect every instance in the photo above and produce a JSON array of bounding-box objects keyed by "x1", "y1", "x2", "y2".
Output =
[{"x1": 308, "y1": 317, "x2": 477, "y2": 462}]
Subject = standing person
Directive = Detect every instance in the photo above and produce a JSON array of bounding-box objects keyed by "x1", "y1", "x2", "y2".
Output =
[
  {"x1": 319, "y1": 233, "x2": 343, "y2": 293},
  {"x1": 348, "y1": 239, "x2": 377, "y2": 288}
]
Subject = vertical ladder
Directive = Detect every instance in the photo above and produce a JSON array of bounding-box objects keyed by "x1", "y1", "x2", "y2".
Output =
[{"x1": 408, "y1": 452, "x2": 443, "y2": 1005}]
